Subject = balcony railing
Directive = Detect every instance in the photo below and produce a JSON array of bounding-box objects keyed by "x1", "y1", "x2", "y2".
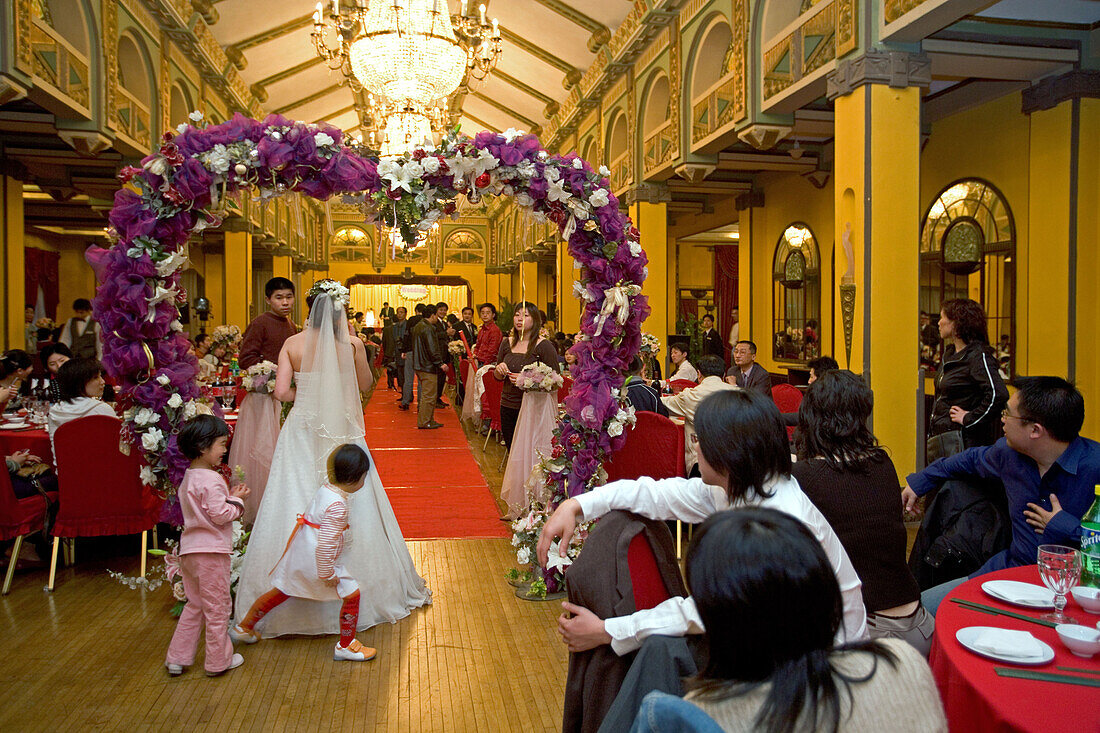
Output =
[
  {"x1": 643, "y1": 119, "x2": 676, "y2": 175},
  {"x1": 28, "y1": 17, "x2": 90, "y2": 110},
  {"x1": 116, "y1": 86, "x2": 152, "y2": 149}
]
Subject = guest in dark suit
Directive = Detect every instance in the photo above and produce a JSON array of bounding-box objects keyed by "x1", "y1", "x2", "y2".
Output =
[
  {"x1": 725, "y1": 340, "x2": 771, "y2": 393},
  {"x1": 700, "y1": 314, "x2": 725, "y2": 359},
  {"x1": 453, "y1": 306, "x2": 478, "y2": 347},
  {"x1": 379, "y1": 301, "x2": 396, "y2": 326},
  {"x1": 382, "y1": 306, "x2": 408, "y2": 390},
  {"x1": 623, "y1": 356, "x2": 669, "y2": 417}
]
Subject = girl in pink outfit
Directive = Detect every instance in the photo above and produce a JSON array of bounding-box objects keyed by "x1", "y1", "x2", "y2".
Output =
[
  {"x1": 165, "y1": 415, "x2": 251, "y2": 677},
  {"x1": 231, "y1": 444, "x2": 376, "y2": 662}
]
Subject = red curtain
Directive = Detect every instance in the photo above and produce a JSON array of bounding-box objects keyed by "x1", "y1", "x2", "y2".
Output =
[
  {"x1": 714, "y1": 246, "x2": 739, "y2": 362},
  {"x1": 24, "y1": 247, "x2": 60, "y2": 319}
]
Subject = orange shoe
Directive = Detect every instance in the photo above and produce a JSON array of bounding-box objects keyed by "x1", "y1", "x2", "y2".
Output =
[{"x1": 334, "y1": 638, "x2": 376, "y2": 661}]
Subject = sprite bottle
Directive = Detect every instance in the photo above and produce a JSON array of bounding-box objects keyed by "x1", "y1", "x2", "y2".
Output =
[{"x1": 1081, "y1": 484, "x2": 1100, "y2": 588}]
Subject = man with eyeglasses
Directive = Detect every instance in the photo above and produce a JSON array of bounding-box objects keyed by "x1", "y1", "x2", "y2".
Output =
[{"x1": 902, "y1": 376, "x2": 1100, "y2": 614}]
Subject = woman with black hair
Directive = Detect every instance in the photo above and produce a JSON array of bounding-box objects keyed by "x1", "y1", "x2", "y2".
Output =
[
  {"x1": 793, "y1": 371, "x2": 932, "y2": 655},
  {"x1": 0, "y1": 350, "x2": 33, "y2": 410},
  {"x1": 46, "y1": 358, "x2": 116, "y2": 442},
  {"x1": 930, "y1": 298, "x2": 1008, "y2": 451},
  {"x1": 493, "y1": 301, "x2": 560, "y2": 449},
  {"x1": 38, "y1": 343, "x2": 72, "y2": 403},
  {"x1": 539, "y1": 388, "x2": 866, "y2": 659},
  {"x1": 631, "y1": 508, "x2": 946, "y2": 732}
]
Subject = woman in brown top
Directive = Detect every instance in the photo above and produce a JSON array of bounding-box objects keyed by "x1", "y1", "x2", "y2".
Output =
[
  {"x1": 792, "y1": 370, "x2": 934, "y2": 656},
  {"x1": 493, "y1": 302, "x2": 560, "y2": 450}
]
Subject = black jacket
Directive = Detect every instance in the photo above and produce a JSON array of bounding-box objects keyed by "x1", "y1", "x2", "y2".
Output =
[
  {"x1": 623, "y1": 377, "x2": 669, "y2": 417},
  {"x1": 412, "y1": 318, "x2": 444, "y2": 372},
  {"x1": 701, "y1": 329, "x2": 724, "y2": 357},
  {"x1": 399, "y1": 315, "x2": 422, "y2": 355},
  {"x1": 930, "y1": 342, "x2": 1008, "y2": 447}
]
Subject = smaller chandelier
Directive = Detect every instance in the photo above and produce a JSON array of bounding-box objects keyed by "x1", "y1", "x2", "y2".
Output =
[
  {"x1": 362, "y1": 95, "x2": 449, "y2": 155},
  {"x1": 385, "y1": 221, "x2": 439, "y2": 259}
]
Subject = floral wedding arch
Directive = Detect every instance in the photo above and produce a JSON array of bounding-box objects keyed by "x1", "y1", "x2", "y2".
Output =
[{"x1": 98, "y1": 113, "x2": 649, "y2": 561}]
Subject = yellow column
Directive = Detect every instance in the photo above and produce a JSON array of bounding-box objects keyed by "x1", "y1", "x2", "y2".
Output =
[
  {"x1": 1, "y1": 177, "x2": 25, "y2": 350},
  {"x1": 1079, "y1": 98, "x2": 1100, "y2": 439},
  {"x1": 1022, "y1": 105, "x2": 1073, "y2": 378},
  {"x1": 832, "y1": 71, "x2": 923, "y2": 474},
  {"x1": 631, "y1": 201, "x2": 669, "y2": 346},
  {"x1": 223, "y1": 230, "x2": 252, "y2": 328},
  {"x1": 557, "y1": 239, "x2": 581, "y2": 333},
  {"x1": 517, "y1": 260, "x2": 539, "y2": 308},
  {"x1": 482, "y1": 269, "x2": 500, "y2": 311}
]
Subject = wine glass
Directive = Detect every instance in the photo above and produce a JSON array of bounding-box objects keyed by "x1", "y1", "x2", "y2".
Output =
[{"x1": 1037, "y1": 544, "x2": 1081, "y2": 624}]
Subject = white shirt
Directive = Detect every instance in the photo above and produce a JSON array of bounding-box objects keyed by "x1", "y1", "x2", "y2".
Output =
[
  {"x1": 574, "y1": 474, "x2": 868, "y2": 655},
  {"x1": 728, "y1": 322, "x2": 739, "y2": 347},
  {"x1": 59, "y1": 317, "x2": 102, "y2": 360},
  {"x1": 665, "y1": 360, "x2": 699, "y2": 384}
]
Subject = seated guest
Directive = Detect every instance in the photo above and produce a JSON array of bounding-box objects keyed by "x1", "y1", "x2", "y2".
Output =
[
  {"x1": 724, "y1": 340, "x2": 770, "y2": 393},
  {"x1": 540, "y1": 390, "x2": 867, "y2": 731},
  {"x1": 903, "y1": 376, "x2": 1100, "y2": 614},
  {"x1": 654, "y1": 342, "x2": 698, "y2": 389},
  {"x1": 0, "y1": 349, "x2": 34, "y2": 409},
  {"x1": 47, "y1": 358, "x2": 116, "y2": 442},
  {"x1": 39, "y1": 343, "x2": 73, "y2": 403},
  {"x1": 660, "y1": 356, "x2": 736, "y2": 474},
  {"x1": 193, "y1": 333, "x2": 211, "y2": 359},
  {"x1": 623, "y1": 357, "x2": 668, "y2": 417},
  {"x1": 631, "y1": 509, "x2": 946, "y2": 733},
  {"x1": 793, "y1": 371, "x2": 933, "y2": 655},
  {"x1": 781, "y1": 354, "x2": 839, "y2": 427}
]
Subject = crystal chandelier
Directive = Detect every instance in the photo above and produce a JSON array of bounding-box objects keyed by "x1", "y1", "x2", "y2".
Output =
[
  {"x1": 385, "y1": 221, "x2": 439, "y2": 258},
  {"x1": 312, "y1": 0, "x2": 501, "y2": 142}
]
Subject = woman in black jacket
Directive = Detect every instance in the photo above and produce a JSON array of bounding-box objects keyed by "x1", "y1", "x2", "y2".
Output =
[{"x1": 930, "y1": 298, "x2": 1008, "y2": 448}]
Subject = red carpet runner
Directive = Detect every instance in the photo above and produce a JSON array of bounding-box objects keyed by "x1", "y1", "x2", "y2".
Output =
[{"x1": 363, "y1": 387, "x2": 509, "y2": 540}]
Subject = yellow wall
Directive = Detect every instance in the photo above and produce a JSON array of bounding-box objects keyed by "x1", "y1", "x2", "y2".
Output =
[
  {"x1": 751, "y1": 171, "x2": 834, "y2": 374},
  {"x1": 677, "y1": 242, "x2": 713, "y2": 289},
  {"x1": 1076, "y1": 99, "x2": 1100, "y2": 440},
  {"x1": 2, "y1": 177, "x2": 24, "y2": 350}
]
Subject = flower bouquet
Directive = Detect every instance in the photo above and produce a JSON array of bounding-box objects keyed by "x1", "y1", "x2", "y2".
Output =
[
  {"x1": 35, "y1": 317, "x2": 56, "y2": 331},
  {"x1": 244, "y1": 360, "x2": 277, "y2": 394},
  {"x1": 447, "y1": 340, "x2": 467, "y2": 356},
  {"x1": 514, "y1": 362, "x2": 563, "y2": 393},
  {"x1": 210, "y1": 324, "x2": 241, "y2": 350}
]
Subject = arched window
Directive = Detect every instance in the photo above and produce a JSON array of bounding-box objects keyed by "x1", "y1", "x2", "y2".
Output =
[
  {"x1": 919, "y1": 179, "x2": 1015, "y2": 376},
  {"x1": 117, "y1": 34, "x2": 153, "y2": 147},
  {"x1": 444, "y1": 229, "x2": 484, "y2": 264},
  {"x1": 330, "y1": 226, "x2": 371, "y2": 262},
  {"x1": 605, "y1": 111, "x2": 628, "y2": 189},
  {"x1": 169, "y1": 83, "x2": 193, "y2": 130},
  {"x1": 772, "y1": 223, "x2": 820, "y2": 362},
  {"x1": 641, "y1": 72, "x2": 673, "y2": 172}
]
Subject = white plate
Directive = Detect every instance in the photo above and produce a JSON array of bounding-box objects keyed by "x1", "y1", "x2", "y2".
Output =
[
  {"x1": 956, "y1": 626, "x2": 1055, "y2": 666},
  {"x1": 982, "y1": 580, "x2": 1055, "y2": 609},
  {"x1": 0, "y1": 423, "x2": 29, "y2": 430}
]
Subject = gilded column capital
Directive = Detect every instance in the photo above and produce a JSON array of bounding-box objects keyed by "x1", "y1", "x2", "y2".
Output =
[
  {"x1": 1021, "y1": 70, "x2": 1100, "y2": 114},
  {"x1": 826, "y1": 50, "x2": 931, "y2": 100}
]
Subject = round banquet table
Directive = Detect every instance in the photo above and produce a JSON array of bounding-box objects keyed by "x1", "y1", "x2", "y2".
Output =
[
  {"x1": 930, "y1": 565, "x2": 1100, "y2": 732},
  {"x1": 0, "y1": 426, "x2": 53, "y2": 463}
]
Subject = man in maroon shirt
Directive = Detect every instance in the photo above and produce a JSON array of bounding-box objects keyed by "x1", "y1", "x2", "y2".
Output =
[{"x1": 239, "y1": 278, "x2": 298, "y2": 369}]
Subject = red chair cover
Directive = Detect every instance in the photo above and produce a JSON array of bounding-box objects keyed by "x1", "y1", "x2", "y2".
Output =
[
  {"x1": 557, "y1": 376, "x2": 573, "y2": 404},
  {"x1": 0, "y1": 467, "x2": 51, "y2": 541},
  {"x1": 53, "y1": 416, "x2": 161, "y2": 537},
  {"x1": 668, "y1": 379, "x2": 697, "y2": 395},
  {"x1": 771, "y1": 383, "x2": 803, "y2": 439},
  {"x1": 603, "y1": 411, "x2": 686, "y2": 483},
  {"x1": 627, "y1": 532, "x2": 672, "y2": 611},
  {"x1": 480, "y1": 371, "x2": 504, "y2": 433}
]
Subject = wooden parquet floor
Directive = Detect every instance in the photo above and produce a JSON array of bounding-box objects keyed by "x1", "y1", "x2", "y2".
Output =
[{"x1": 0, "y1": 399, "x2": 569, "y2": 732}]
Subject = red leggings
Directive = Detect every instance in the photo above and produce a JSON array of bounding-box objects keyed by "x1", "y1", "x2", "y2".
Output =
[{"x1": 241, "y1": 588, "x2": 361, "y2": 647}]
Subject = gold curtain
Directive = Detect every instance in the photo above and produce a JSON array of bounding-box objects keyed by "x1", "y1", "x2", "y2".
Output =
[{"x1": 349, "y1": 284, "x2": 469, "y2": 322}]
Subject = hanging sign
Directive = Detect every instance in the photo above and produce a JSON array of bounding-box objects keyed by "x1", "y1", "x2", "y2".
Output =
[{"x1": 399, "y1": 284, "x2": 430, "y2": 300}]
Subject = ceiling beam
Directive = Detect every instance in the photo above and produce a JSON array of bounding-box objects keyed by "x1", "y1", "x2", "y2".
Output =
[
  {"x1": 470, "y1": 92, "x2": 540, "y2": 133},
  {"x1": 492, "y1": 69, "x2": 555, "y2": 107},
  {"x1": 231, "y1": 14, "x2": 314, "y2": 53},
  {"x1": 258, "y1": 57, "x2": 325, "y2": 89},
  {"x1": 499, "y1": 26, "x2": 582, "y2": 88},
  {"x1": 315, "y1": 104, "x2": 358, "y2": 124},
  {"x1": 531, "y1": 0, "x2": 611, "y2": 51},
  {"x1": 273, "y1": 83, "x2": 345, "y2": 115},
  {"x1": 460, "y1": 110, "x2": 500, "y2": 134}
]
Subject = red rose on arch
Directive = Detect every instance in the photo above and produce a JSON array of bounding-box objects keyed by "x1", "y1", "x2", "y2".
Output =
[{"x1": 475, "y1": 172, "x2": 491, "y2": 188}]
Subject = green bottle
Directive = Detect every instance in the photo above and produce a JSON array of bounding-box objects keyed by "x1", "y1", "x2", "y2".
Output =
[
  {"x1": 1080, "y1": 485, "x2": 1100, "y2": 588},
  {"x1": 230, "y1": 355, "x2": 240, "y2": 378}
]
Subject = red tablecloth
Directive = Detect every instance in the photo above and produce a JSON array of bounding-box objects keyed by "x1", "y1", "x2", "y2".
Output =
[
  {"x1": 930, "y1": 565, "x2": 1100, "y2": 732},
  {"x1": 0, "y1": 427, "x2": 52, "y2": 463}
]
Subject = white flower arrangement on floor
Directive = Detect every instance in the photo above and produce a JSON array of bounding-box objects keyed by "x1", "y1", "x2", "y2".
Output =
[
  {"x1": 244, "y1": 360, "x2": 278, "y2": 394},
  {"x1": 514, "y1": 362, "x2": 563, "y2": 393}
]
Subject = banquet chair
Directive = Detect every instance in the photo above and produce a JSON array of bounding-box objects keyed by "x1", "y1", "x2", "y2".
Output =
[
  {"x1": 480, "y1": 371, "x2": 504, "y2": 451},
  {"x1": 668, "y1": 379, "x2": 697, "y2": 395},
  {"x1": 0, "y1": 466, "x2": 55, "y2": 594},
  {"x1": 603, "y1": 411, "x2": 686, "y2": 483},
  {"x1": 557, "y1": 376, "x2": 573, "y2": 404},
  {"x1": 771, "y1": 383, "x2": 803, "y2": 439},
  {"x1": 47, "y1": 415, "x2": 162, "y2": 591}
]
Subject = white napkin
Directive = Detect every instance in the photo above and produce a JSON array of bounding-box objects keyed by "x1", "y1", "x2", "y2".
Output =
[
  {"x1": 999, "y1": 581, "x2": 1055, "y2": 604},
  {"x1": 972, "y1": 628, "x2": 1046, "y2": 659}
]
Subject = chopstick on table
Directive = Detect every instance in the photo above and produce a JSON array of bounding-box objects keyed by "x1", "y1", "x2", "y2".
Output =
[
  {"x1": 996, "y1": 668, "x2": 1100, "y2": 688},
  {"x1": 1057, "y1": 666, "x2": 1100, "y2": 676},
  {"x1": 948, "y1": 598, "x2": 1058, "y2": 628}
]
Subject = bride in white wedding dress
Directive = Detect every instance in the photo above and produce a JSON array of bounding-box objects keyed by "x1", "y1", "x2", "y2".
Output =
[{"x1": 234, "y1": 280, "x2": 431, "y2": 637}]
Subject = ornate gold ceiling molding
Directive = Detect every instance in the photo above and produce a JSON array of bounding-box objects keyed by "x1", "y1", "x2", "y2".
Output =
[
  {"x1": 258, "y1": 56, "x2": 324, "y2": 89},
  {"x1": 230, "y1": 13, "x2": 313, "y2": 53},
  {"x1": 470, "y1": 91, "x2": 541, "y2": 134}
]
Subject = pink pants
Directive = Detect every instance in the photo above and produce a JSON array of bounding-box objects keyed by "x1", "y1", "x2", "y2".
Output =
[{"x1": 165, "y1": 552, "x2": 234, "y2": 674}]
